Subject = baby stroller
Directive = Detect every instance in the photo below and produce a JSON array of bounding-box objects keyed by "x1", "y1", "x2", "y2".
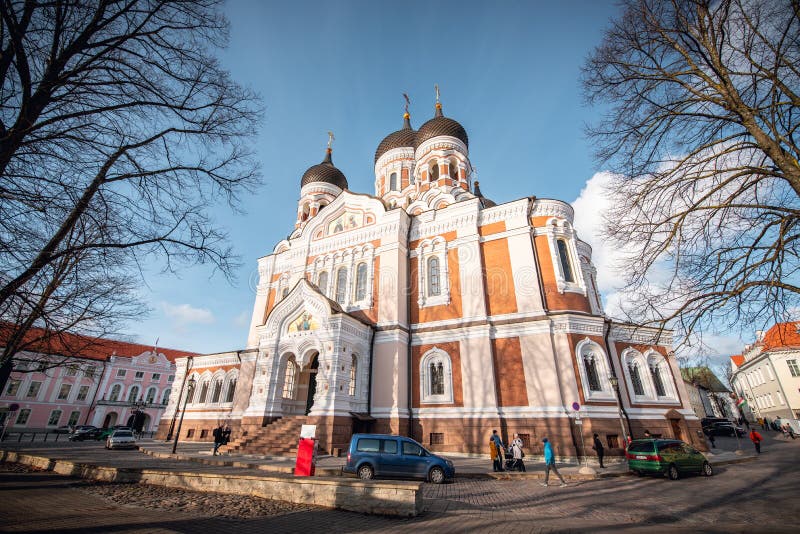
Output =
[{"x1": 504, "y1": 450, "x2": 517, "y2": 471}]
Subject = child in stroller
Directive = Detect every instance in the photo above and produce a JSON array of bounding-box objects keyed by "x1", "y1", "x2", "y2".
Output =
[{"x1": 504, "y1": 450, "x2": 517, "y2": 471}]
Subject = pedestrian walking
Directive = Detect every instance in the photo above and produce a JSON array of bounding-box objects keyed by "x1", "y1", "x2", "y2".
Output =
[
  {"x1": 222, "y1": 425, "x2": 232, "y2": 446},
  {"x1": 510, "y1": 433, "x2": 526, "y2": 472},
  {"x1": 592, "y1": 433, "x2": 605, "y2": 468},
  {"x1": 540, "y1": 437, "x2": 567, "y2": 487},
  {"x1": 491, "y1": 429, "x2": 505, "y2": 472},
  {"x1": 212, "y1": 425, "x2": 224, "y2": 456},
  {"x1": 489, "y1": 438, "x2": 501, "y2": 472},
  {"x1": 749, "y1": 429, "x2": 763, "y2": 454},
  {"x1": 706, "y1": 429, "x2": 716, "y2": 449}
]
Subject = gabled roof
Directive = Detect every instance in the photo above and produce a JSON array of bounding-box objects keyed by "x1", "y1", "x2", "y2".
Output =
[
  {"x1": 0, "y1": 323, "x2": 198, "y2": 363},
  {"x1": 680, "y1": 366, "x2": 730, "y2": 393},
  {"x1": 761, "y1": 321, "x2": 800, "y2": 352},
  {"x1": 730, "y1": 354, "x2": 744, "y2": 368}
]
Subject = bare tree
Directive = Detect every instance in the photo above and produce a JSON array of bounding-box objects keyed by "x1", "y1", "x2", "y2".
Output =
[
  {"x1": 0, "y1": 0, "x2": 261, "y2": 391},
  {"x1": 582, "y1": 0, "x2": 799, "y2": 344}
]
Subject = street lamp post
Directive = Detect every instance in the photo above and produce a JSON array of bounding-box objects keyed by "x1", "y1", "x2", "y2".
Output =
[
  {"x1": 171, "y1": 377, "x2": 196, "y2": 454},
  {"x1": 609, "y1": 375, "x2": 630, "y2": 446}
]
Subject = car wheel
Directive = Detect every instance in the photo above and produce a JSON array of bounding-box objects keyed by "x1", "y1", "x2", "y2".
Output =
[
  {"x1": 357, "y1": 464, "x2": 374, "y2": 480},
  {"x1": 702, "y1": 461, "x2": 713, "y2": 477},
  {"x1": 429, "y1": 466, "x2": 445, "y2": 484},
  {"x1": 667, "y1": 465, "x2": 679, "y2": 480},
  {"x1": 633, "y1": 470, "x2": 644, "y2": 477}
]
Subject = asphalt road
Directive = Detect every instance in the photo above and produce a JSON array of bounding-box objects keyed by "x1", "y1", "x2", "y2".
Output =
[{"x1": 1, "y1": 433, "x2": 797, "y2": 533}]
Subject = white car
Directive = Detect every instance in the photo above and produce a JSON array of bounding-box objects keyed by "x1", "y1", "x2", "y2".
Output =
[{"x1": 105, "y1": 429, "x2": 137, "y2": 450}]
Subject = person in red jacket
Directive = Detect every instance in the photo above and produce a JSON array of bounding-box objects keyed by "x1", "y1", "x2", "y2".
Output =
[{"x1": 749, "y1": 429, "x2": 763, "y2": 454}]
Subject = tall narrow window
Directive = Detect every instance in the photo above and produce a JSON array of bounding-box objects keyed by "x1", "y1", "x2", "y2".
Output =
[
  {"x1": 449, "y1": 160, "x2": 458, "y2": 179},
  {"x1": 389, "y1": 172, "x2": 398, "y2": 191},
  {"x1": 283, "y1": 361, "x2": 296, "y2": 399},
  {"x1": 281, "y1": 286, "x2": 289, "y2": 299},
  {"x1": 557, "y1": 239, "x2": 574, "y2": 283},
  {"x1": 317, "y1": 271, "x2": 328, "y2": 295},
  {"x1": 109, "y1": 384, "x2": 121, "y2": 401},
  {"x1": 629, "y1": 362, "x2": 645, "y2": 396},
  {"x1": 225, "y1": 379, "x2": 236, "y2": 402},
  {"x1": 335, "y1": 267, "x2": 348, "y2": 304},
  {"x1": 355, "y1": 262, "x2": 368, "y2": 301},
  {"x1": 430, "y1": 160, "x2": 439, "y2": 181},
  {"x1": 161, "y1": 389, "x2": 171, "y2": 405},
  {"x1": 198, "y1": 382, "x2": 209, "y2": 403},
  {"x1": 427, "y1": 256, "x2": 441, "y2": 296},
  {"x1": 211, "y1": 380, "x2": 222, "y2": 403},
  {"x1": 127, "y1": 385, "x2": 140, "y2": 403},
  {"x1": 145, "y1": 387, "x2": 156, "y2": 404},
  {"x1": 430, "y1": 362, "x2": 445, "y2": 395},
  {"x1": 788, "y1": 359, "x2": 800, "y2": 377},
  {"x1": 349, "y1": 355, "x2": 357, "y2": 396},
  {"x1": 583, "y1": 352, "x2": 601, "y2": 391},
  {"x1": 47, "y1": 410, "x2": 62, "y2": 426},
  {"x1": 650, "y1": 365, "x2": 666, "y2": 396}
]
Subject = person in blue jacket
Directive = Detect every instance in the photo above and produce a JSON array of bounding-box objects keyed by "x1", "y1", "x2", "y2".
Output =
[
  {"x1": 540, "y1": 437, "x2": 567, "y2": 487},
  {"x1": 490, "y1": 429, "x2": 505, "y2": 471}
]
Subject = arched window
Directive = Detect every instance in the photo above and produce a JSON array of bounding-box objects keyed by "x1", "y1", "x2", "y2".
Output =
[
  {"x1": 355, "y1": 262, "x2": 368, "y2": 301},
  {"x1": 225, "y1": 378, "x2": 236, "y2": 402},
  {"x1": 145, "y1": 387, "x2": 157, "y2": 404},
  {"x1": 430, "y1": 361, "x2": 444, "y2": 395},
  {"x1": 349, "y1": 355, "x2": 357, "y2": 396},
  {"x1": 449, "y1": 160, "x2": 458, "y2": 179},
  {"x1": 582, "y1": 352, "x2": 602, "y2": 391},
  {"x1": 427, "y1": 256, "x2": 441, "y2": 296},
  {"x1": 650, "y1": 363, "x2": 667, "y2": 397},
  {"x1": 430, "y1": 160, "x2": 439, "y2": 181},
  {"x1": 161, "y1": 389, "x2": 171, "y2": 405},
  {"x1": 420, "y1": 349, "x2": 454, "y2": 404},
  {"x1": 557, "y1": 239, "x2": 575, "y2": 283},
  {"x1": 629, "y1": 362, "x2": 645, "y2": 396},
  {"x1": 127, "y1": 385, "x2": 140, "y2": 403},
  {"x1": 335, "y1": 267, "x2": 348, "y2": 304},
  {"x1": 317, "y1": 271, "x2": 328, "y2": 295},
  {"x1": 283, "y1": 360, "x2": 296, "y2": 399},
  {"x1": 109, "y1": 384, "x2": 121, "y2": 402},
  {"x1": 198, "y1": 381, "x2": 209, "y2": 403},
  {"x1": 211, "y1": 379, "x2": 223, "y2": 403},
  {"x1": 389, "y1": 172, "x2": 398, "y2": 191}
]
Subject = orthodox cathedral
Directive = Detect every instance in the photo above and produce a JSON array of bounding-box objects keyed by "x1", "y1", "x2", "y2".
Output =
[{"x1": 156, "y1": 95, "x2": 704, "y2": 458}]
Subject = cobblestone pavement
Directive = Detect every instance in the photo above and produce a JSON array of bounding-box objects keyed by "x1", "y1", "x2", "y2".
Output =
[{"x1": 1, "y1": 434, "x2": 798, "y2": 533}]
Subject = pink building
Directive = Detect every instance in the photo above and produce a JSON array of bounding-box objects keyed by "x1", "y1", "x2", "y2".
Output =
[{"x1": 1, "y1": 327, "x2": 197, "y2": 433}]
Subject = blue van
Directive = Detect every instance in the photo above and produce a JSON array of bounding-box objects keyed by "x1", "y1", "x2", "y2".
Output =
[{"x1": 343, "y1": 433, "x2": 455, "y2": 484}]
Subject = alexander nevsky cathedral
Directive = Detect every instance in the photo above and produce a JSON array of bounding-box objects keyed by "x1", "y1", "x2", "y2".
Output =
[{"x1": 156, "y1": 95, "x2": 704, "y2": 458}]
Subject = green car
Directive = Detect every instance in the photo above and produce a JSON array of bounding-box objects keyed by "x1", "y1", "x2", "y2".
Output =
[{"x1": 626, "y1": 439, "x2": 713, "y2": 480}]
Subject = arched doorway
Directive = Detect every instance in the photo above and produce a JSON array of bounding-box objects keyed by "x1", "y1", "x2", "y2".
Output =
[
  {"x1": 305, "y1": 354, "x2": 319, "y2": 415},
  {"x1": 102, "y1": 412, "x2": 118, "y2": 428}
]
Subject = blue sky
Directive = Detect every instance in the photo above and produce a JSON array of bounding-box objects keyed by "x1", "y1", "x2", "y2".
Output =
[{"x1": 130, "y1": 1, "x2": 743, "y2": 360}]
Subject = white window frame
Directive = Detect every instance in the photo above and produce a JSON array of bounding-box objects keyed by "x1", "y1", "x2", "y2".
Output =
[
  {"x1": 76, "y1": 385, "x2": 90, "y2": 402},
  {"x1": 419, "y1": 347, "x2": 454, "y2": 404},
  {"x1": 282, "y1": 359, "x2": 297, "y2": 400},
  {"x1": 311, "y1": 245, "x2": 375, "y2": 311},
  {"x1": 415, "y1": 237, "x2": 450, "y2": 308},
  {"x1": 575, "y1": 339, "x2": 615, "y2": 401},
  {"x1": 108, "y1": 383, "x2": 122, "y2": 402},
  {"x1": 349, "y1": 354, "x2": 358, "y2": 397},
  {"x1": 621, "y1": 348, "x2": 653, "y2": 402},
  {"x1": 539, "y1": 218, "x2": 587, "y2": 295},
  {"x1": 47, "y1": 409, "x2": 62, "y2": 426},
  {"x1": 57, "y1": 383, "x2": 72, "y2": 400},
  {"x1": 223, "y1": 372, "x2": 237, "y2": 404},
  {"x1": 645, "y1": 350, "x2": 679, "y2": 402},
  {"x1": 144, "y1": 386, "x2": 158, "y2": 404}
]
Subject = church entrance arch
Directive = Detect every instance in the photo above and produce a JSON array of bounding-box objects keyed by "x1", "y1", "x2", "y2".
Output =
[{"x1": 304, "y1": 354, "x2": 319, "y2": 415}]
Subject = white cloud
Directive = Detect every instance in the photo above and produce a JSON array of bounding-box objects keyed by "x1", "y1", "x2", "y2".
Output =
[
  {"x1": 233, "y1": 310, "x2": 250, "y2": 328},
  {"x1": 160, "y1": 301, "x2": 215, "y2": 326}
]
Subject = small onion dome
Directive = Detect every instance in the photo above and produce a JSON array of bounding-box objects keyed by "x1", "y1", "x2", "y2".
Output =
[
  {"x1": 374, "y1": 112, "x2": 418, "y2": 163},
  {"x1": 474, "y1": 180, "x2": 496, "y2": 208},
  {"x1": 300, "y1": 148, "x2": 348, "y2": 189},
  {"x1": 417, "y1": 102, "x2": 468, "y2": 148}
]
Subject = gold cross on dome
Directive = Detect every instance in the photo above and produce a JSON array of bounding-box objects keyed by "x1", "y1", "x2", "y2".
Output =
[
  {"x1": 434, "y1": 84, "x2": 440, "y2": 103},
  {"x1": 403, "y1": 93, "x2": 410, "y2": 113},
  {"x1": 327, "y1": 131, "x2": 335, "y2": 149}
]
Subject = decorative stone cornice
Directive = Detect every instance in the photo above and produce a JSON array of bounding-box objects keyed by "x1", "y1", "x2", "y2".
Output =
[{"x1": 530, "y1": 199, "x2": 574, "y2": 223}]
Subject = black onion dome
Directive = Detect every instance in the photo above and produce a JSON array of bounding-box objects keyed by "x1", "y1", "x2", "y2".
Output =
[
  {"x1": 374, "y1": 114, "x2": 418, "y2": 163},
  {"x1": 417, "y1": 103, "x2": 468, "y2": 147},
  {"x1": 300, "y1": 149, "x2": 348, "y2": 189}
]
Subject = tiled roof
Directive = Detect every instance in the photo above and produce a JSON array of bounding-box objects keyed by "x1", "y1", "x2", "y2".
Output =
[
  {"x1": 730, "y1": 354, "x2": 744, "y2": 367},
  {"x1": 0, "y1": 323, "x2": 198, "y2": 363},
  {"x1": 761, "y1": 321, "x2": 800, "y2": 352}
]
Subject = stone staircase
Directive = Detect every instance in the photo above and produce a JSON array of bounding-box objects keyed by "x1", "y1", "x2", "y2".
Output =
[{"x1": 226, "y1": 416, "x2": 308, "y2": 456}]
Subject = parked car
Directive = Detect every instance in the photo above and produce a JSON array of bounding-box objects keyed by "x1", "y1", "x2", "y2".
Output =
[
  {"x1": 55, "y1": 425, "x2": 73, "y2": 434},
  {"x1": 68, "y1": 425, "x2": 102, "y2": 441},
  {"x1": 105, "y1": 429, "x2": 137, "y2": 450},
  {"x1": 700, "y1": 417, "x2": 729, "y2": 429},
  {"x1": 98, "y1": 425, "x2": 132, "y2": 440},
  {"x1": 626, "y1": 438, "x2": 713, "y2": 480},
  {"x1": 708, "y1": 422, "x2": 746, "y2": 437},
  {"x1": 343, "y1": 433, "x2": 455, "y2": 484}
]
